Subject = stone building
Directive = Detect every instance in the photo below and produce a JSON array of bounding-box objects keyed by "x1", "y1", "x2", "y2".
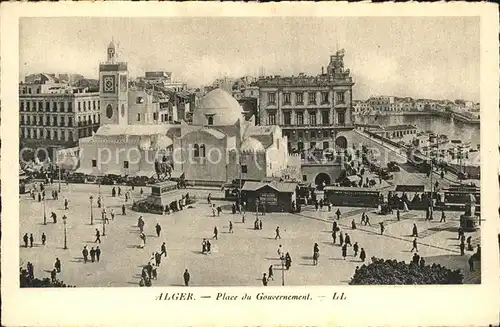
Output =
[{"x1": 256, "y1": 49, "x2": 355, "y2": 156}]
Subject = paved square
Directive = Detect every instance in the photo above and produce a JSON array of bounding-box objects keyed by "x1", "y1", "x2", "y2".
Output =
[{"x1": 19, "y1": 183, "x2": 480, "y2": 287}]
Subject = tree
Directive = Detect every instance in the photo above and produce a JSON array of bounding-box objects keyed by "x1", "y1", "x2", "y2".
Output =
[{"x1": 349, "y1": 257, "x2": 463, "y2": 285}]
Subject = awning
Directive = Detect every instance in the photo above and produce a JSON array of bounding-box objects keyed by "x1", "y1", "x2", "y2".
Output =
[{"x1": 395, "y1": 185, "x2": 425, "y2": 193}]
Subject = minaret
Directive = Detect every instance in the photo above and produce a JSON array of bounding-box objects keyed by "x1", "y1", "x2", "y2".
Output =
[{"x1": 99, "y1": 39, "x2": 129, "y2": 126}]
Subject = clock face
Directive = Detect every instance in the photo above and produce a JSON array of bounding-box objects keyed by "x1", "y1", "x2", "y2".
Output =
[{"x1": 103, "y1": 76, "x2": 115, "y2": 93}]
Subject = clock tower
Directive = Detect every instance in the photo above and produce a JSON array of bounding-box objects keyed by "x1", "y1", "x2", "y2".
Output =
[{"x1": 99, "y1": 40, "x2": 129, "y2": 126}]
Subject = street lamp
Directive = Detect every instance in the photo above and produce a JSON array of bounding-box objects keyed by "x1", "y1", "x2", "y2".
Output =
[
  {"x1": 62, "y1": 215, "x2": 67, "y2": 250},
  {"x1": 89, "y1": 195, "x2": 94, "y2": 225},
  {"x1": 280, "y1": 255, "x2": 285, "y2": 286},
  {"x1": 58, "y1": 164, "x2": 62, "y2": 193},
  {"x1": 102, "y1": 211, "x2": 106, "y2": 236}
]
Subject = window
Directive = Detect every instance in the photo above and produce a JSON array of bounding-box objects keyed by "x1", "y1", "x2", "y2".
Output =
[
  {"x1": 136, "y1": 97, "x2": 144, "y2": 104},
  {"x1": 309, "y1": 112, "x2": 317, "y2": 125},
  {"x1": 47, "y1": 130, "x2": 52, "y2": 140},
  {"x1": 200, "y1": 144, "x2": 206, "y2": 157},
  {"x1": 38, "y1": 115, "x2": 43, "y2": 126},
  {"x1": 283, "y1": 112, "x2": 291, "y2": 125},
  {"x1": 37, "y1": 88, "x2": 40, "y2": 94},
  {"x1": 26, "y1": 116, "x2": 30, "y2": 125},
  {"x1": 308, "y1": 92, "x2": 316, "y2": 105},
  {"x1": 321, "y1": 92, "x2": 329, "y2": 104},
  {"x1": 297, "y1": 142, "x2": 304, "y2": 151},
  {"x1": 60, "y1": 102, "x2": 64, "y2": 112},
  {"x1": 298, "y1": 131, "x2": 303, "y2": 138},
  {"x1": 338, "y1": 111, "x2": 345, "y2": 125},
  {"x1": 311, "y1": 131, "x2": 316, "y2": 138},
  {"x1": 46, "y1": 102, "x2": 50, "y2": 111},
  {"x1": 93, "y1": 101, "x2": 96, "y2": 110},
  {"x1": 53, "y1": 102, "x2": 57, "y2": 111},
  {"x1": 193, "y1": 144, "x2": 200, "y2": 158},
  {"x1": 20, "y1": 102, "x2": 24, "y2": 111},
  {"x1": 323, "y1": 141, "x2": 329, "y2": 149},
  {"x1": 207, "y1": 116, "x2": 214, "y2": 126},
  {"x1": 20, "y1": 116, "x2": 25, "y2": 124},
  {"x1": 268, "y1": 92, "x2": 276, "y2": 105},
  {"x1": 268, "y1": 112, "x2": 276, "y2": 125},
  {"x1": 321, "y1": 111, "x2": 329, "y2": 125},
  {"x1": 296, "y1": 112, "x2": 304, "y2": 125},
  {"x1": 26, "y1": 102, "x2": 31, "y2": 111},
  {"x1": 78, "y1": 102, "x2": 81, "y2": 112},
  {"x1": 68, "y1": 117, "x2": 73, "y2": 127},
  {"x1": 241, "y1": 165, "x2": 248, "y2": 174},
  {"x1": 303, "y1": 175, "x2": 307, "y2": 182},
  {"x1": 296, "y1": 92, "x2": 303, "y2": 105},
  {"x1": 33, "y1": 129, "x2": 37, "y2": 138},
  {"x1": 283, "y1": 93, "x2": 291, "y2": 105},
  {"x1": 68, "y1": 131, "x2": 73, "y2": 141},
  {"x1": 137, "y1": 113, "x2": 141, "y2": 121},
  {"x1": 28, "y1": 88, "x2": 31, "y2": 94},
  {"x1": 93, "y1": 114, "x2": 96, "y2": 124},
  {"x1": 60, "y1": 116, "x2": 65, "y2": 127},
  {"x1": 92, "y1": 160, "x2": 97, "y2": 167},
  {"x1": 124, "y1": 161, "x2": 129, "y2": 169},
  {"x1": 323, "y1": 130, "x2": 329, "y2": 138},
  {"x1": 68, "y1": 102, "x2": 73, "y2": 112},
  {"x1": 336, "y1": 92, "x2": 345, "y2": 104},
  {"x1": 310, "y1": 141, "x2": 316, "y2": 149},
  {"x1": 53, "y1": 117, "x2": 57, "y2": 126},
  {"x1": 83, "y1": 101, "x2": 86, "y2": 111},
  {"x1": 153, "y1": 112, "x2": 158, "y2": 120},
  {"x1": 27, "y1": 129, "x2": 31, "y2": 138}
]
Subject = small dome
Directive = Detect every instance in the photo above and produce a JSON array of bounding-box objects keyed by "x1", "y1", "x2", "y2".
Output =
[
  {"x1": 241, "y1": 137, "x2": 265, "y2": 153},
  {"x1": 192, "y1": 88, "x2": 244, "y2": 126},
  {"x1": 108, "y1": 40, "x2": 116, "y2": 49}
]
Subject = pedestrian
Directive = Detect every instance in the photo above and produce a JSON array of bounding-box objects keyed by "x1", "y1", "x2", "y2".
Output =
[
  {"x1": 262, "y1": 273, "x2": 268, "y2": 286},
  {"x1": 161, "y1": 242, "x2": 167, "y2": 257},
  {"x1": 457, "y1": 226, "x2": 463, "y2": 240},
  {"x1": 96, "y1": 246, "x2": 101, "y2": 262},
  {"x1": 277, "y1": 244, "x2": 283, "y2": 258},
  {"x1": 82, "y1": 246, "x2": 89, "y2": 263},
  {"x1": 229, "y1": 221, "x2": 233, "y2": 233},
  {"x1": 365, "y1": 214, "x2": 371, "y2": 226},
  {"x1": 396, "y1": 208, "x2": 400, "y2": 221},
  {"x1": 242, "y1": 211, "x2": 245, "y2": 223},
  {"x1": 64, "y1": 198, "x2": 69, "y2": 210},
  {"x1": 122, "y1": 204, "x2": 126, "y2": 215},
  {"x1": 110, "y1": 208, "x2": 115, "y2": 221},
  {"x1": 51, "y1": 212, "x2": 57, "y2": 223},
  {"x1": 412, "y1": 253, "x2": 420, "y2": 265},
  {"x1": 467, "y1": 236, "x2": 473, "y2": 251},
  {"x1": 468, "y1": 256, "x2": 474, "y2": 271},
  {"x1": 268, "y1": 265, "x2": 274, "y2": 281},
  {"x1": 313, "y1": 251, "x2": 319, "y2": 265},
  {"x1": 183, "y1": 269, "x2": 190, "y2": 286},
  {"x1": 118, "y1": 187, "x2": 122, "y2": 196},
  {"x1": 155, "y1": 252, "x2": 161, "y2": 266},
  {"x1": 27, "y1": 262, "x2": 34, "y2": 279},
  {"x1": 146, "y1": 262, "x2": 153, "y2": 279},
  {"x1": 95, "y1": 229, "x2": 101, "y2": 243},
  {"x1": 217, "y1": 206, "x2": 222, "y2": 216},
  {"x1": 139, "y1": 233, "x2": 146, "y2": 248},
  {"x1": 140, "y1": 188, "x2": 144, "y2": 196},
  {"x1": 345, "y1": 233, "x2": 352, "y2": 246},
  {"x1": 339, "y1": 231, "x2": 344, "y2": 245},
  {"x1": 419, "y1": 257, "x2": 425, "y2": 269},
  {"x1": 379, "y1": 222, "x2": 385, "y2": 235},
  {"x1": 351, "y1": 219, "x2": 356, "y2": 230},
  {"x1": 155, "y1": 223, "x2": 162, "y2": 237},
  {"x1": 29, "y1": 233, "x2": 34, "y2": 247},
  {"x1": 332, "y1": 230, "x2": 337, "y2": 245},
  {"x1": 112, "y1": 187, "x2": 116, "y2": 197},
  {"x1": 412, "y1": 223, "x2": 418, "y2": 237},
  {"x1": 275, "y1": 226, "x2": 281, "y2": 240},
  {"x1": 55, "y1": 258, "x2": 61, "y2": 273},
  {"x1": 41, "y1": 232, "x2": 46, "y2": 245},
  {"x1": 90, "y1": 247, "x2": 96, "y2": 262},
  {"x1": 151, "y1": 264, "x2": 157, "y2": 280},
  {"x1": 336, "y1": 208, "x2": 341, "y2": 220},
  {"x1": 23, "y1": 233, "x2": 28, "y2": 247},
  {"x1": 207, "y1": 193, "x2": 212, "y2": 205},
  {"x1": 341, "y1": 243, "x2": 347, "y2": 260},
  {"x1": 206, "y1": 240, "x2": 212, "y2": 253},
  {"x1": 411, "y1": 238, "x2": 418, "y2": 252},
  {"x1": 440, "y1": 210, "x2": 446, "y2": 222},
  {"x1": 213, "y1": 226, "x2": 218, "y2": 240},
  {"x1": 359, "y1": 248, "x2": 366, "y2": 262},
  {"x1": 51, "y1": 269, "x2": 57, "y2": 283},
  {"x1": 460, "y1": 242, "x2": 465, "y2": 256},
  {"x1": 353, "y1": 242, "x2": 359, "y2": 257},
  {"x1": 259, "y1": 219, "x2": 263, "y2": 230}
]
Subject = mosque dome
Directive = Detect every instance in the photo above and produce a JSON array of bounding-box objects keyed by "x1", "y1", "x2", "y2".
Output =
[
  {"x1": 241, "y1": 137, "x2": 265, "y2": 153},
  {"x1": 192, "y1": 88, "x2": 244, "y2": 126}
]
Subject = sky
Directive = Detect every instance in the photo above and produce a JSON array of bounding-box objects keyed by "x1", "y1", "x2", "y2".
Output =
[{"x1": 19, "y1": 17, "x2": 479, "y2": 101}]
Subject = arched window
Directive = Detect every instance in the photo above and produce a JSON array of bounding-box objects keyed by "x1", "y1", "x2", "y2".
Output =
[
  {"x1": 193, "y1": 144, "x2": 200, "y2": 158},
  {"x1": 200, "y1": 144, "x2": 206, "y2": 157},
  {"x1": 207, "y1": 116, "x2": 214, "y2": 126}
]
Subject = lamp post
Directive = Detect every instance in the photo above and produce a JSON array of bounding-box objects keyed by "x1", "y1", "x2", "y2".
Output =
[
  {"x1": 43, "y1": 197, "x2": 47, "y2": 225},
  {"x1": 280, "y1": 255, "x2": 285, "y2": 286},
  {"x1": 102, "y1": 210, "x2": 106, "y2": 236},
  {"x1": 62, "y1": 215, "x2": 67, "y2": 250},
  {"x1": 58, "y1": 164, "x2": 62, "y2": 193},
  {"x1": 89, "y1": 195, "x2": 94, "y2": 225}
]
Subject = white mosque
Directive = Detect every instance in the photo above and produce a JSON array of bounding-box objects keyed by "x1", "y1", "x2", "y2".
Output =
[{"x1": 76, "y1": 41, "x2": 290, "y2": 183}]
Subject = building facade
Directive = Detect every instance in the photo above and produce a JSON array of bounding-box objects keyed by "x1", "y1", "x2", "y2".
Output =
[
  {"x1": 19, "y1": 83, "x2": 100, "y2": 160},
  {"x1": 257, "y1": 49, "x2": 355, "y2": 155}
]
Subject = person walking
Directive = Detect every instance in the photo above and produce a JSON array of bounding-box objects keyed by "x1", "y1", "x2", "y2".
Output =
[
  {"x1": 335, "y1": 208, "x2": 341, "y2": 220},
  {"x1": 365, "y1": 214, "x2": 371, "y2": 226},
  {"x1": 90, "y1": 247, "x2": 96, "y2": 263},
  {"x1": 207, "y1": 193, "x2": 212, "y2": 205},
  {"x1": 285, "y1": 252, "x2": 292, "y2": 270},
  {"x1": 313, "y1": 251, "x2": 319, "y2": 265},
  {"x1": 411, "y1": 238, "x2": 418, "y2": 252},
  {"x1": 64, "y1": 198, "x2": 69, "y2": 210},
  {"x1": 268, "y1": 265, "x2": 274, "y2": 281},
  {"x1": 351, "y1": 219, "x2": 357, "y2": 230},
  {"x1": 360, "y1": 212, "x2": 366, "y2": 225},
  {"x1": 95, "y1": 229, "x2": 101, "y2": 243},
  {"x1": 139, "y1": 233, "x2": 146, "y2": 248},
  {"x1": 396, "y1": 208, "x2": 400, "y2": 221},
  {"x1": 213, "y1": 226, "x2": 218, "y2": 240},
  {"x1": 353, "y1": 242, "x2": 359, "y2": 257},
  {"x1": 440, "y1": 210, "x2": 446, "y2": 223},
  {"x1": 277, "y1": 244, "x2": 283, "y2": 258},
  {"x1": 54, "y1": 258, "x2": 61, "y2": 273},
  {"x1": 457, "y1": 226, "x2": 464, "y2": 240},
  {"x1": 344, "y1": 233, "x2": 352, "y2": 246},
  {"x1": 155, "y1": 223, "x2": 162, "y2": 237},
  {"x1": 122, "y1": 204, "x2": 126, "y2": 215},
  {"x1": 339, "y1": 231, "x2": 344, "y2": 246},
  {"x1": 229, "y1": 221, "x2": 233, "y2": 234},
  {"x1": 183, "y1": 269, "x2": 190, "y2": 286},
  {"x1": 331, "y1": 230, "x2": 337, "y2": 245},
  {"x1": 259, "y1": 219, "x2": 263, "y2": 230},
  {"x1": 161, "y1": 242, "x2": 167, "y2": 257},
  {"x1": 110, "y1": 208, "x2": 115, "y2": 221},
  {"x1": 379, "y1": 222, "x2": 385, "y2": 235},
  {"x1": 41, "y1": 232, "x2": 46, "y2": 245},
  {"x1": 359, "y1": 248, "x2": 366, "y2": 262},
  {"x1": 96, "y1": 246, "x2": 101, "y2": 262},
  {"x1": 341, "y1": 243, "x2": 347, "y2": 260},
  {"x1": 412, "y1": 223, "x2": 418, "y2": 237},
  {"x1": 82, "y1": 246, "x2": 89, "y2": 263},
  {"x1": 155, "y1": 252, "x2": 161, "y2": 266},
  {"x1": 262, "y1": 273, "x2": 268, "y2": 286},
  {"x1": 275, "y1": 226, "x2": 281, "y2": 240},
  {"x1": 467, "y1": 236, "x2": 473, "y2": 251},
  {"x1": 206, "y1": 240, "x2": 212, "y2": 253},
  {"x1": 460, "y1": 241, "x2": 465, "y2": 256},
  {"x1": 29, "y1": 233, "x2": 34, "y2": 247},
  {"x1": 23, "y1": 233, "x2": 29, "y2": 248},
  {"x1": 51, "y1": 212, "x2": 57, "y2": 224},
  {"x1": 51, "y1": 269, "x2": 57, "y2": 283}
]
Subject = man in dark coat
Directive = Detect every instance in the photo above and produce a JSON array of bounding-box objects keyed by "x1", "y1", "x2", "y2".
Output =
[
  {"x1": 213, "y1": 226, "x2": 218, "y2": 240},
  {"x1": 90, "y1": 247, "x2": 96, "y2": 262},
  {"x1": 155, "y1": 223, "x2": 162, "y2": 237},
  {"x1": 344, "y1": 233, "x2": 352, "y2": 246},
  {"x1": 27, "y1": 262, "x2": 34, "y2": 279},
  {"x1": 54, "y1": 258, "x2": 61, "y2": 273},
  {"x1": 183, "y1": 269, "x2": 190, "y2": 286},
  {"x1": 411, "y1": 238, "x2": 418, "y2": 252},
  {"x1": 359, "y1": 248, "x2": 366, "y2": 262},
  {"x1": 41, "y1": 232, "x2": 46, "y2": 245},
  {"x1": 412, "y1": 223, "x2": 418, "y2": 237},
  {"x1": 96, "y1": 246, "x2": 101, "y2": 262},
  {"x1": 262, "y1": 273, "x2": 268, "y2": 286},
  {"x1": 122, "y1": 204, "x2": 126, "y2": 215},
  {"x1": 155, "y1": 252, "x2": 161, "y2": 266},
  {"x1": 161, "y1": 242, "x2": 167, "y2": 257},
  {"x1": 341, "y1": 243, "x2": 347, "y2": 260},
  {"x1": 29, "y1": 233, "x2": 34, "y2": 247},
  {"x1": 51, "y1": 269, "x2": 57, "y2": 283},
  {"x1": 95, "y1": 229, "x2": 101, "y2": 243},
  {"x1": 353, "y1": 242, "x2": 359, "y2": 257},
  {"x1": 331, "y1": 231, "x2": 337, "y2": 245},
  {"x1": 82, "y1": 246, "x2": 89, "y2": 263},
  {"x1": 23, "y1": 233, "x2": 29, "y2": 247}
]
